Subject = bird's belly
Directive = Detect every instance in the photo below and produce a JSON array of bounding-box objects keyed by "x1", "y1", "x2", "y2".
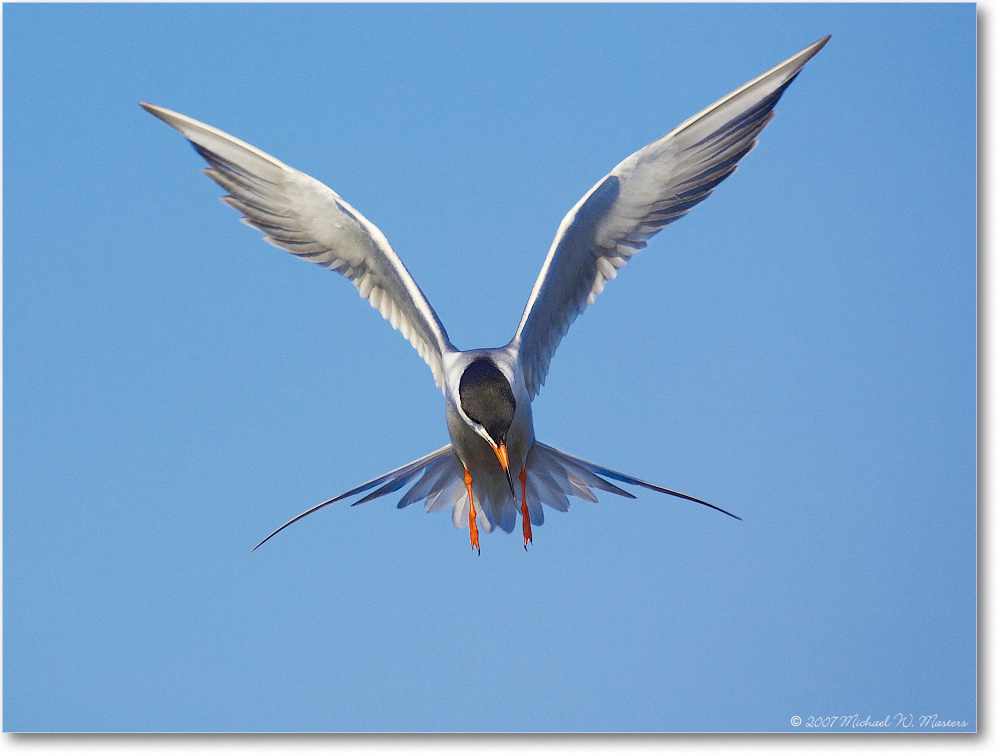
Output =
[
  {"x1": 446, "y1": 411, "x2": 493, "y2": 468},
  {"x1": 445, "y1": 400, "x2": 535, "y2": 530},
  {"x1": 507, "y1": 399, "x2": 534, "y2": 473}
]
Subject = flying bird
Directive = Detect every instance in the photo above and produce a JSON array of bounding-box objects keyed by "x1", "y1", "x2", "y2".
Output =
[{"x1": 143, "y1": 36, "x2": 828, "y2": 553}]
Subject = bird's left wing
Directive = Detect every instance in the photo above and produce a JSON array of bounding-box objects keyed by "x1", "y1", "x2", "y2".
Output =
[
  {"x1": 142, "y1": 103, "x2": 454, "y2": 388},
  {"x1": 513, "y1": 37, "x2": 828, "y2": 399}
]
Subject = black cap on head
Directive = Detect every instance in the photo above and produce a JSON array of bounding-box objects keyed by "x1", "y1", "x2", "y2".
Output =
[{"x1": 459, "y1": 358, "x2": 516, "y2": 445}]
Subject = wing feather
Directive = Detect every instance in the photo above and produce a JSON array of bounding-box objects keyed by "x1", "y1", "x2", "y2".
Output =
[
  {"x1": 513, "y1": 37, "x2": 829, "y2": 398},
  {"x1": 142, "y1": 103, "x2": 455, "y2": 388}
]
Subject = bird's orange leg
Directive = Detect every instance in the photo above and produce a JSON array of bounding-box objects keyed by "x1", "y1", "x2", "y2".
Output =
[
  {"x1": 520, "y1": 467, "x2": 532, "y2": 549},
  {"x1": 464, "y1": 467, "x2": 479, "y2": 555}
]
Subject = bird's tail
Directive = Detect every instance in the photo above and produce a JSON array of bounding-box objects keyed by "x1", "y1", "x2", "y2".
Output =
[
  {"x1": 385, "y1": 440, "x2": 646, "y2": 535},
  {"x1": 405, "y1": 441, "x2": 740, "y2": 534},
  {"x1": 253, "y1": 441, "x2": 739, "y2": 549}
]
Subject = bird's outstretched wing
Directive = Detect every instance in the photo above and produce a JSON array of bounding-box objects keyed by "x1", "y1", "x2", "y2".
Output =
[
  {"x1": 142, "y1": 103, "x2": 455, "y2": 388},
  {"x1": 513, "y1": 36, "x2": 829, "y2": 399}
]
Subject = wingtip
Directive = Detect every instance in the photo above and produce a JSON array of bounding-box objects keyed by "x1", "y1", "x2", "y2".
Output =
[
  {"x1": 139, "y1": 101, "x2": 175, "y2": 126},
  {"x1": 766, "y1": 35, "x2": 829, "y2": 82},
  {"x1": 803, "y1": 35, "x2": 832, "y2": 59},
  {"x1": 139, "y1": 102, "x2": 199, "y2": 135}
]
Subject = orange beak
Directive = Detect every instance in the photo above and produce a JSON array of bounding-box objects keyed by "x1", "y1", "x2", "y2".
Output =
[{"x1": 493, "y1": 443, "x2": 516, "y2": 498}]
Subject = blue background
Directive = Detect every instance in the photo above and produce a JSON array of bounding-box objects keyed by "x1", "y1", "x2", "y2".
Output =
[{"x1": 3, "y1": 3, "x2": 976, "y2": 732}]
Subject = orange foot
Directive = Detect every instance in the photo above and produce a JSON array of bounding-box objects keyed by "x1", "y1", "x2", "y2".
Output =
[
  {"x1": 520, "y1": 467, "x2": 532, "y2": 549},
  {"x1": 464, "y1": 467, "x2": 479, "y2": 555}
]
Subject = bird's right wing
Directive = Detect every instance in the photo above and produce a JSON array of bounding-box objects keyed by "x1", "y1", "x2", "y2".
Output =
[
  {"x1": 142, "y1": 103, "x2": 455, "y2": 389},
  {"x1": 513, "y1": 37, "x2": 829, "y2": 399}
]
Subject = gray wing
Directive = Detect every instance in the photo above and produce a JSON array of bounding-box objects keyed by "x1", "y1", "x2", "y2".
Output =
[
  {"x1": 513, "y1": 36, "x2": 829, "y2": 399},
  {"x1": 142, "y1": 103, "x2": 455, "y2": 388}
]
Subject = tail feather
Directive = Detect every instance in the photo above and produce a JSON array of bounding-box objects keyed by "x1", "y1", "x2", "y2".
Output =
[
  {"x1": 498, "y1": 501, "x2": 518, "y2": 534},
  {"x1": 354, "y1": 469, "x2": 422, "y2": 505},
  {"x1": 524, "y1": 477, "x2": 546, "y2": 526},
  {"x1": 562, "y1": 470, "x2": 600, "y2": 503},
  {"x1": 534, "y1": 442, "x2": 742, "y2": 521},
  {"x1": 425, "y1": 476, "x2": 464, "y2": 514},
  {"x1": 252, "y1": 440, "x2": 739, "y2": 550},
  {"x1": 449, "y1": 479, "x2": 493, "y2": 534},
  {"x1": 536, "y1": 444, "x2": 637, "y2": 499},
  {"x1": 397, "y1": 454, "x2": 460, "y2": 509},
  {"x1": 251, "y1": 444, "x2": 455, "y2": 551},
  {"x1": 530, "y1": 463, "x2": 572, "y2": 512}
]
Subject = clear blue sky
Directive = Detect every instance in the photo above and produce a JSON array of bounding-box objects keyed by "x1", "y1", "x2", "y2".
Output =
[{"x1": 4, "y1": 2, "x2": 975, "y2": 733}]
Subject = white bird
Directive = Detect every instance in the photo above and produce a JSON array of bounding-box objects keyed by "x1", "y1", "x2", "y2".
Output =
[{"x1": 143, "y1": 36, "x2": 828, "y2": 553}]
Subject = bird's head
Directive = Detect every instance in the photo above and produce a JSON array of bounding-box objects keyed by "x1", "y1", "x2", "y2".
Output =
[{"x1": 459, "y1": 358, "x2": 517, "y2": 496}]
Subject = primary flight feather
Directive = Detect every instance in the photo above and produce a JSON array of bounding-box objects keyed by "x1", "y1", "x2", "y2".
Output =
[{"x1": 142, "y1": 35, "x2": 828, "y2": 552}]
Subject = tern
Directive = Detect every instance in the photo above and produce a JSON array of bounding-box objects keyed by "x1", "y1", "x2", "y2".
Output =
[{"x1": 143, "y1": 36, "x2": 828, "y2": 552}]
